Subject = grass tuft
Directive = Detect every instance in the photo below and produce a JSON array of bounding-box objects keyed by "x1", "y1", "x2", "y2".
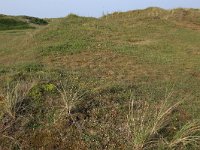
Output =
[
  {"x1": 127, "y1": 92, "x2": 200, "y2": 149},
  {"x1": 2, "y1": 81, "x2": 36, "y2": 119}
]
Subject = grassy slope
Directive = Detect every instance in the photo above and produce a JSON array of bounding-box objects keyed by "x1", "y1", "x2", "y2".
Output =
[{"x1": 0, "y1": 8, "x2": 200, "y2": 149}]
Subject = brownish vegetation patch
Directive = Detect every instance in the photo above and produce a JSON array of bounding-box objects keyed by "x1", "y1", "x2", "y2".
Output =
[{"x1": 43, "y1": 50, "x2": 154, "y2": 81}]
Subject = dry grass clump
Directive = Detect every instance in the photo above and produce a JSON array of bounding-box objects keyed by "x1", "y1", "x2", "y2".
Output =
[
  {"x1": 53, "y1": 82, "x2": 85, "y2": 134},
  {"x1": 127, "y1": 92, "x2": 200, "y2": 149},
  {"x1": 2, "y1": 81, "x2": 36, "y2": 119},
  {"x1": 168, "y1": 121, "x2": 200, "y2": 149},
  {"x1": 56, "y1": 84, "x2": 78, "y2": 118},
  {"x1": 0, "y1": 81, "x2": 36, "y2": 149}
]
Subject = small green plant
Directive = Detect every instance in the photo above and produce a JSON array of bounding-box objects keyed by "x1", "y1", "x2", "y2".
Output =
[{"x1": 42, "y1": 83, "x2": 56, "y2": 92}]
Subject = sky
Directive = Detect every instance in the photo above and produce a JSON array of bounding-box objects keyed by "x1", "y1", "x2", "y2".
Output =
[{"x1": 0, "y1": 0, "x2": 200, "y2": 18}]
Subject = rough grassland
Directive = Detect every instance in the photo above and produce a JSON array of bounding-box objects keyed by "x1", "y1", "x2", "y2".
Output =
[{"x1": 1, "y1": 8, "x2": 200, "y2": 149}]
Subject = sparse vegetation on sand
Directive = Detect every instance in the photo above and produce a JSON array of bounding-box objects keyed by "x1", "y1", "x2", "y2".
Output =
[{"x1": 0, "y1": 7, "x2": 200, "y2": 149}]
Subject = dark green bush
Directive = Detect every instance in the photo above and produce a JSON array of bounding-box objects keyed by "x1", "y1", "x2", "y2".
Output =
[
  {"x1": 0, "y1": 18, "x2": 32, "y2": 30},
  {"x1": 23, "y1": 16, "x2": 48, "y2": 25}
]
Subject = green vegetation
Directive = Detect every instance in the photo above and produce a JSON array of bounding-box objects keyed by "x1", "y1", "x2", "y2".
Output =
[
  {"x1": 0, "y1": 15, "x2": 48, "y2": 30},
  {"x1": 0, "y1": 17, "x2": 32, "y2": 30},
  {"x1": 22, "y1": 16, "x2": 48, "y2": 25},
  {"x1": 1, "y1": 8, "x2": 200, "y2": 149}
]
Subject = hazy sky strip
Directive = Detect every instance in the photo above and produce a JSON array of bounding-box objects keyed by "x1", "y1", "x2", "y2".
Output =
[{"x1": 0, "y1": 0, "x2": 200, "y2": 18}]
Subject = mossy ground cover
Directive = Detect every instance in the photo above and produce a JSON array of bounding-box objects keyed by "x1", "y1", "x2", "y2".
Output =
[{"x1": 0, "y1": 8, "x2": 200, "y2": 149}]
